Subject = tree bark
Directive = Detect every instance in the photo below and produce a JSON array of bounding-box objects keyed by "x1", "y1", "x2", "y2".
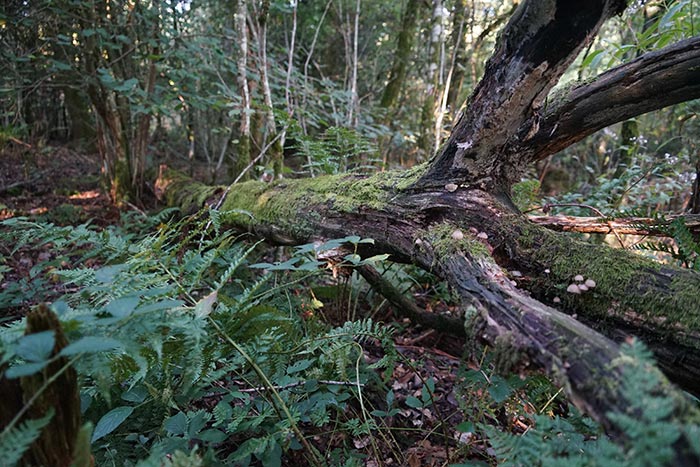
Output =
[
  {"x1": 516, "y1": 36, "x2": 700, "y2": 165},
  {"x1": 234, "y1": 0, "x2": 252, "y2": 180},
  {"x1": 157, "y1": 1, "x2": 700, "y2": 462}
]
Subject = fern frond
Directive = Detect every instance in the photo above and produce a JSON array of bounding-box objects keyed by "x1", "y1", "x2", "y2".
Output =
[{"x1": 0, "y1": 410, "x2": 53, "y2": 467}]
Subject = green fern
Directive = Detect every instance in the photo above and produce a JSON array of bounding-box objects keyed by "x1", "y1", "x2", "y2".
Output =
[
  {"x1": 0, "y1": 410, "x2": 53, "y2": 467},
  {"x1": 633, "y1": 217, "x2": 699, "y2": 269},
  {"x1": 1, "y1": 213, "x2": 398, "y2": 464},
  {"x1": 483, "y1": 340, "x2": 700, "y2": 467}
]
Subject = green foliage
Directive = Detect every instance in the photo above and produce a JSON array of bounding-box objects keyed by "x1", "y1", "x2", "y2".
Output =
[
  {"x1": 544, "y1": 157, "x2": 685, "y2": 217},
  {"x1": 0, "y1": 410, "x2": 53, "y2": 467},
  {"x1": 484, "y1": 340, "x2": 700, "y2": 466},
  {"x1": 580, "y1": 0, "x2": 700, "y2": 74},
  {"x1": 634, "y1": 218, "x2": 700, "y2": 269},
  {"x1": 512, "y1": 179, "x2": 541, "y2": 212},
  {"x1": 0, "y1": 212, "x2": 396, "y2": 464},
  {"x1": 287, "y1": 120, "x2": 381, "y2": 176}
]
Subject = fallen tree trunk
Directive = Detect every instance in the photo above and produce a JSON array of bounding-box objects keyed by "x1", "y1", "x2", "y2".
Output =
[
  {"x1": 160, "y1": 169, "x2": 700, "y2": 390},
  {"x1": 158, "y1": 168, "x2": 700, "y2": 457}
]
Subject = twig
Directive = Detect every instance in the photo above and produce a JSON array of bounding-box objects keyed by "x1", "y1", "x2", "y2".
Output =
[
  {"x1": 0, "y1": 171, "x2": 48, "y2": 195},
  {"x1": 213, "y1": 129, "x2": 286, "y2": 212},
  {"x1": 8, "y1": 136, "x2": 32, "y2": 148},
  {"x1": 357, "y1": 264, "x2": 465, "y2": 337},
  {"x1": 401, "y1": 329, "x2": 437, "y2": 346},
  {"x1": 236, "y1": 379, "x2": 364, "y2": 393},
  {"x1": 197, "y1": 130, "x2": 288, "y2": 246}
]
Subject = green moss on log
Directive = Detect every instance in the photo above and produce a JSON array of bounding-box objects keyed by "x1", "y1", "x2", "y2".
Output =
[
  {"x1": 161, "y1": 166, "x2": 427, "y2": 240},
  {"x1": 427, "y1": 222, "x2": 491, "y2": 260},
  {"x1": 512, "y1": 218, "x2": 700, "y2": 341}
]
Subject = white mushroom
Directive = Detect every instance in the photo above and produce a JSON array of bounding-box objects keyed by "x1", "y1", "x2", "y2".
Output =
[
  {"x1": 477, "y1": 232, "x2": 488, "y2": 240},
  {"x1": 574, "y1": 274, "x2": 584, "y2": 282},
  {"x1": 445, "y1": 183, "x2": 458, "y2": 192},
  {"x1": 511, "y1": 270, "x2": 523, "y2": 277},
  {"x1": 553, "y1": 297, "x2": 561, "y2": 303},
  {"x1": 544, "y1": 268, "x2": 551, "y2": 274},
  {"x1": 578, "y1": 284, "x2": 589, "y2": 292},
  {"x1": 585, "y1": 279, "x2": 596, "y2": 288},
  {"x1": 451, "y1": 229, "x2": 464, "y2": 240},
  {"x1": 567, "y1": 283, "x2": 581, "y2": 294}
]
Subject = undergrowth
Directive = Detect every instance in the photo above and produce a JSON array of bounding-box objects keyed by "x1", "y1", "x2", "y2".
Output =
[
  {"x1": 0, "y1": 210, "x2": 396, "y2": 466},
  {"x1": 1, "y1": 209, "x2": 699, "y2": 466}
]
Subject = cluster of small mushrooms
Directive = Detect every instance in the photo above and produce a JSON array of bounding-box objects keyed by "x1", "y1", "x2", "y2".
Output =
[
  {"x1": 550, "y1": 274, "x2": 596, "y2": 304},
  {"x1": 566, "y1": 274, "x2": 597, "y2": 294}
]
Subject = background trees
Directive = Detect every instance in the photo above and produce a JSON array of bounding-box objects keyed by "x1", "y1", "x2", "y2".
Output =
[{"x1": 3, "y1": 0, "x2": 696, "y2": 210}]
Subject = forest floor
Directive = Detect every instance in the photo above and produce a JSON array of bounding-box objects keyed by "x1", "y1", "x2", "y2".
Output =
[{"x1": 0, "y1": 145, "x2": 563, "y2": 466}]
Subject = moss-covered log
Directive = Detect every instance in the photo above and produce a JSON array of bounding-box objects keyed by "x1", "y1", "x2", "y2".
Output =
[{"x1": 158, "y1": 167, "x2": 700, "y2": 463}]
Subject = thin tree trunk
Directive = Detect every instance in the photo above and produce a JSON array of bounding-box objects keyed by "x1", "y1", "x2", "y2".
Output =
[
  {"x1": 347, "y1": 0, "x2": 361, "y2": 128},
  {"x1": 418, "y1": 0, "x2": 447, "y2": 156},
  {"x1": 234, "y1": 0, "x2": 251, "y2": 180},
  {"x1": 379, "y1": 0, "x2": 421, "y2": 110},
  {"x1": 433, "y1": 12, "x2": 464, "y2": 155}
]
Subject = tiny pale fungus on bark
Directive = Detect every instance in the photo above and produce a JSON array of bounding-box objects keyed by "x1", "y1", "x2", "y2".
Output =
[{"x1": 445, "y1": 183, "x2": 458, "y2": 192}]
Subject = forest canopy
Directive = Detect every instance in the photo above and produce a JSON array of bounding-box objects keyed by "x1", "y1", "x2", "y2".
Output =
[{"x1": 1, "y1": 0, "x2": 700, "y2": 466}]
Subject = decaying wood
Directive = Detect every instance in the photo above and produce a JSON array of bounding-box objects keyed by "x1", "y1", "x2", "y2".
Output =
[
  {"x1": 520, "y1": 35, "x2": 700, "y2": 163},
  {"x1": 158, "y1": 1, "x2": 700, "y2": 463},
  {"x1": 529, "y1": 214, "x2": 700, "y2": 236},
  {"x1": 1, "y1": 305, "x2": 87, "y2": 467}
]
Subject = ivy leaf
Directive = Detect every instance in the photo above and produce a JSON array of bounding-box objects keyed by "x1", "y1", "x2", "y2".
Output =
[
  {"x1": 105, "y1": 296, "x2": 140, "y2": 318},
  {"x1": 121, "y1": 385, "x2": 148, "y2": 403},
  {"x1": 198, "y1": 429, "x2": 226, "y2": 443},
  {"x1": 286, "y1": 359, "x2": 313, "y2": 374},
  {"x1": 405, "y1": 396, "x2": 423, "y2": 409},
  {"x1": 94, "y1": 264, "x2": 128, "y2": 283},
  {"x1": 91, "y1": 406, "x2": 134, "y2": 442},
  {"x1": 488, "y1": 375, "x2": 513, "y2": 403},
  {"x1": 5, "y1": 361, "x2": 49, "y2": 379}
]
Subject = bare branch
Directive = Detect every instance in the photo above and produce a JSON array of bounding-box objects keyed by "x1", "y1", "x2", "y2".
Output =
[
  {"x1": 529, "y1": 213, "x2": 700, "y2": 236},
  {"x1": 519, "y1": 35, "x2": 700, "y2": 162}
]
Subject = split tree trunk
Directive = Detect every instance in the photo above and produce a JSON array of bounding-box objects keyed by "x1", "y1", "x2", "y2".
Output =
[{"x1": 158, "y1": 1, "x2": 700, "y2": 463}]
